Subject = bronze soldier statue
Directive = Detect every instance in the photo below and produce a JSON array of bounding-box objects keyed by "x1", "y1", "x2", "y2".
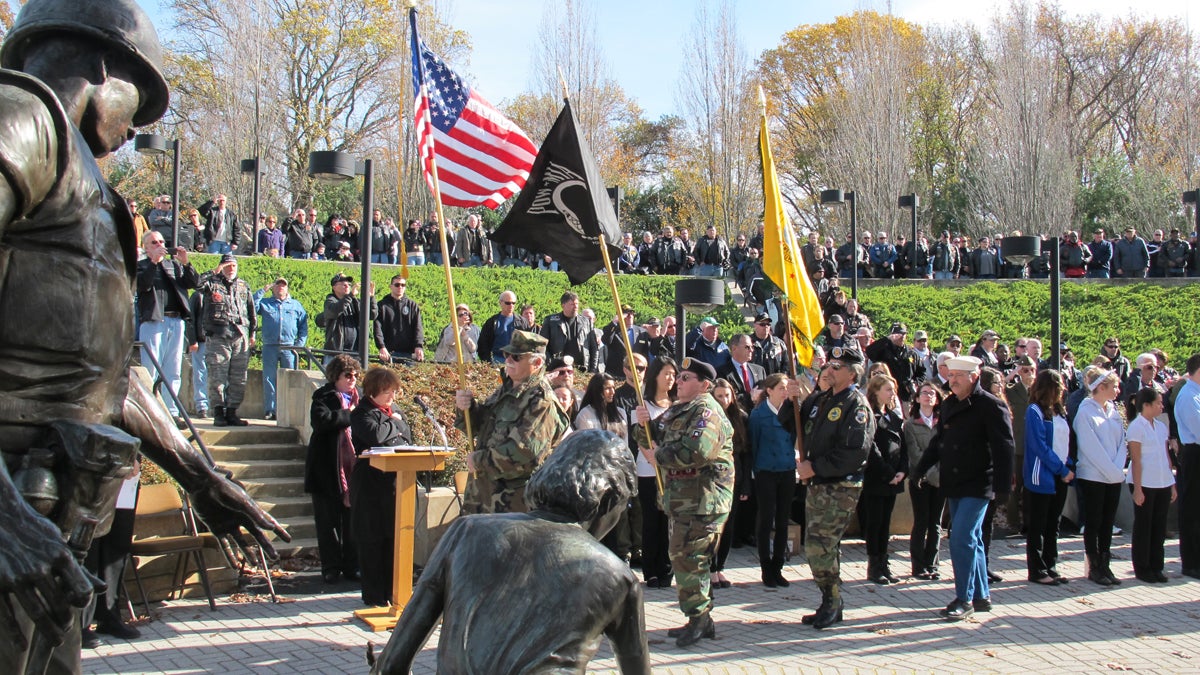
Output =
[
  {"x1": 0, "y1": 1, "x2": 288, "y2": 672},
  {"x1": 370, "y1": 429, "x2": 650, "y2": 674}
]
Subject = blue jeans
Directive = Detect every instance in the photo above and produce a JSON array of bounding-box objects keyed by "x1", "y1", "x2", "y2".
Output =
[
  {"x1": 426, "y1": 252, "x2": 443, "y2": 265},
  {"x1": 947, "y1": 496, "x2": 990, "y2": 602},
  {"x1": 934, "y1": 271, "x2": 955, "y2": 280},
  {"x1": 260, "y1": 344, "x2": 297, "y2": 415},
  {"x1": 371, "y1": 253, "x2": 389, "y2": 264},
  {"x1": 696, "y1": 264, "x2": 722, "y2": 277},
  {"x1": 206, "y1": 240, "x2": 232, "y2": 255},
  {"x1": 139, "y1": 317, "x2": 186, "y2": 416},
  {"x1": 1087, "y1": 269, "x2": 1110, "y2": 278},
  {"x1": 192, "y1": 342, "x2": 208, "y2": 412},
  {"x1": 462, "y1": 255, "x2": 483, "y2": 267},
  {"x1": 290, "y1": 251, "x2": 309, "y2": 259},
  {"x1": 407, "y1": 253, "x2": 425, "y2": 266}
]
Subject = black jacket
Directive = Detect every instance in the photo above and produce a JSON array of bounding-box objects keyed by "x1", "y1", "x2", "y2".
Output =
[
  {"x1": 540, "y1": 312, "x2": 598, "y2": 372},
  {"x1": 317, "y1": 292, "x2": 381, "y2": 356},
  {"x1": 304, "y1": 383, "x2": 355, "y2": 498},
  {"x1": 135, "y1": 257, "x2": 199, "y2": 323},
  {"x1": 349, "y1": 402, "x2": 413, "y2": 544},
  {"x1": 865, "y1": 338, "x2": 926, "y2": 400},
  {"x1": 863, "y1": 408, "x2": 908, "y2": 496},
  {"x1": 197, "y1": 200, "x2": 240, "y2": 248},
  {"x1": 914, "y1": 382, "x2": 1014, "y2": 500},
  {"x1": 783, "y1": 386, "x2": 873, "y2": 480},
  {"x1": 374, "y1": 295, "x2": 425, "y2": 354}
]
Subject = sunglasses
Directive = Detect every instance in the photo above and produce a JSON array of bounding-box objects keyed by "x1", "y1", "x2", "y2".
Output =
[
  {"x1": 501, "y1": 301, "x2": 515, "y2": 306},
  {"x1": 340, "y1": 372, "x2": 359, "y2": 380},
  {"x1": 505, "y1": 353, "x2": 526, "y2": 362},
  {"x1": 677, "y1": 373, "x2": 697, "y2": 382},
  {"x1": 392, "y1": 282, "x2": 406, "y2": 287},
  {"x1": 1015, "y1": 343, "x2": 1027, "y2": 348},
  {"x1": 824, "y1": 363, "x2": 845, "y2": 371}
]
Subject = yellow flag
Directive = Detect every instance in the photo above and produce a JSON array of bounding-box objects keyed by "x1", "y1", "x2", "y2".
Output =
[{"x1": 759, "y1": 113, "x2": 824, "y2": 367}]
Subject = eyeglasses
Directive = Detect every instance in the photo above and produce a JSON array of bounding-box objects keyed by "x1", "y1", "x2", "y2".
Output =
[
  {"x1": 635, "y1": 365, "x2": 647, "y2": 372},
  {"x1": 340, "y1": 372, "x2": 358, "y2": 381},
  {"x1": 1105, "y1": 343, "x2": 1119, "y2": 349},
  {"x1": 458, "y1": 312, "x2": 471, "y2": 318},
  {"x1": 677, "y1": 373, "x2": 696, "y2": 382},
  {"x1": 147, "y1": 238, "x2": 165, "y2": 245},
  {"x1": 1015, "y1": 342, "x2": 1027, "y2": 348},
  {"x1": 505, "y1": 353, "x2": 526, "y2": 362},
  {"x1": 392, "y1": 282, "x2": 406, "y2": 287},
  {"x1": 501, "y1": 301, "x2": 515, "y2": 306},
  {"x1": 824, "y1": 363, "x2": 845, "y2": 371}
]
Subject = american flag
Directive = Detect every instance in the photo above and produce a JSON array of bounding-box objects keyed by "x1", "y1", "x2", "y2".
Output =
[{"x1": 409, "y1": 12, "x2": 536, "y2": 209}]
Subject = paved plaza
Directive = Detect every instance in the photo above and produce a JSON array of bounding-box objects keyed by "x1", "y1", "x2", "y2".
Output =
[{"x1": 83, "y1": 534, "x2": 1200, "y2": 674}]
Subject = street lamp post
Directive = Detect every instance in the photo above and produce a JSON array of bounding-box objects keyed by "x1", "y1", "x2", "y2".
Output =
[
  {"x1": 820, "y1": 189, "x2": 858, "y2": 298},
  {"x1": 241, "y1": 158, "x2": 262, "y2": 252},
  {"x1": 308, "y1": 151, "x2": 375, "y2": 367},
  {"x1": 898, "y1": 194, "x2": 919, "y2": 278},
  {"x1": 1184, "y1": 189, "x2": 1199, "y2": 237},
  {"x1": 134, "y1": 133, "x2": 181, "y2": 248}
]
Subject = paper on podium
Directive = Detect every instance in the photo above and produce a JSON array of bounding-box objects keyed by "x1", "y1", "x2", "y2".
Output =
[{"x1": 364, "y1": 445, "x2": 455, "y2": 455}]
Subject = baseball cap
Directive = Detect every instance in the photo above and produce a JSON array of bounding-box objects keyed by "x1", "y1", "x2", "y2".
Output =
[
  {"x1": 914, "y1": 330, "x2": 928, "y2": 341},
  {"x1": 699, "y1": 317, "x2": 719, "y2": 327},
  {"x1": 331, "y1": 273, "x2": 353, "y2": 285},
  {"x1": 981, "y1": 329, "x2": 999, "y2": 340},
  {"x1": 643, "y1": 317, "x2": 661, "y2": 327},
  {"x1": 890, "y1": 322, "x2": 908, "y2": 335},
  {"x1": 219, "y1": 253, "x2": 236, "y2": 265},
  {"x1": 273, "y1": 277, "x2": 288, "y2": 286},
  {"x1": 754, "y1": 312, "x2": 772, "y2": 325}
]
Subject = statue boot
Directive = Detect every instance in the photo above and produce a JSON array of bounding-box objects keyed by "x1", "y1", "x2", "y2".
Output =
[
  {"x1": 224, "y1": 408, "x2": 249, "y2": 427},
  {"x1": 674, "y1": 612, "x2": 715, "y2": 648}
]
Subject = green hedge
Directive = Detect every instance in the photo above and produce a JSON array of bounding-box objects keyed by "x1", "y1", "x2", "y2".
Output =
[
  {"x1": 192, "y1": 254, "x2": 1200, "y2": 366},
  {"x1": 856, "y1": 281, "x2": 1200, "y2": 364}
]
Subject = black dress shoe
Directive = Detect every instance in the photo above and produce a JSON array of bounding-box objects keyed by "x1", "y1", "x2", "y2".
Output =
[
  {"x1": 1182, "y1": 568, "x2": 1200, "y2": 579},
  {"x1": 96, "y1": 621, "x2": 141, "y2": 640},
  {"x1": 1135, "y1": 572, "x2": 1157, "y2": 583},
  {"x1": 987, "y1": 571, "x2": 1003, "y2": 584},
  {"x1": 972, "y1": 598, "x2": 992, "y2": 612},
  {"x1": 323, "y1": 571, "x2": 340, "y2": 584},
  {"x1": 940, "y1": 599, "x2": 975, "y2": 621},
  {"x1": 81, "y1": 629, "x2": 104, "y2": 650},
  {"x1": 342, "y1": 569, "x2": 359, "y2": 582},
  {"x1": 1047, "y1": 570, "x2": 1068, "y2": 583},
  {"x1": 1153, "y1": 571, "x2": 1169, "y2": 583}
]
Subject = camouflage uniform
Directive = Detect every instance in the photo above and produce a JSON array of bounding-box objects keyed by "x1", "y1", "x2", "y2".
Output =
[
  {"x1": 196, "y1": 270, "x2": 256, "y2": 412},
  {"x1": 457, "y1": 374, "x2": 569, "y2": 514},
  {"x1": 635, "y1": 392, "x2": 734, "y2": 618},
  {"x1": 799, "y1": 386, "x2": 873, "y2": 597}
]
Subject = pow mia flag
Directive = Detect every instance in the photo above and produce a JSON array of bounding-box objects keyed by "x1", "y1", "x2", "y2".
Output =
[{"x1": 489, "y1": 99, "x2": 623, "y2": 285}]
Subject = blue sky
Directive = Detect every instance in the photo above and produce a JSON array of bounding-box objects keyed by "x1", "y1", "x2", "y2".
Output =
[{"x1": 135, "y1": 0, "x2": 1194, "y2": 119}]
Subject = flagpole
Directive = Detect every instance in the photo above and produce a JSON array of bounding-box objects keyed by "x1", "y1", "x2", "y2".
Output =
[
  {"x1": 759, "y1": 87, "x2": 806, "y2": 465},
  {"x1": 411, "y1": 7, "x2": 474, "y2": 460},
  {"x1": 598, "y1": 234, "x2": 664, "y2": 495}
]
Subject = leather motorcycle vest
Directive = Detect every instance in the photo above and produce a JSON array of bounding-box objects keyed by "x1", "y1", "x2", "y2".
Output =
[{"x1": 0, "y1": 69, "x2": 137, "y2": 448}]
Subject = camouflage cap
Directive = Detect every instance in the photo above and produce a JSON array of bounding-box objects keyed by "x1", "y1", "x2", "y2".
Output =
[{"x1": 501, "y1": 330, "x2": 548, "y2": 356}]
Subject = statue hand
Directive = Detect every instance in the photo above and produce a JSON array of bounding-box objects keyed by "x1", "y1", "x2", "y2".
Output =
[
  {"x1": 188, "y1": 470, "x2": 291, "y2": 560},
  {"x1": 0, "y1": 490, "x2": 93, "y2": 648}
]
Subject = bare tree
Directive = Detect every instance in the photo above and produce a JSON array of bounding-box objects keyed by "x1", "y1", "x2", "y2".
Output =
[
  {"x1": 967, "y1": 2, "x2": 1075, "y2": 238},
  {"x1": 674, "y1": 0, "x2": 761, "y2": 241}
]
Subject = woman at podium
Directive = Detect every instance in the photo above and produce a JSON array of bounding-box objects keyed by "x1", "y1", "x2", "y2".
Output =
[{"x1": 351, "y1": 367, "x2": 413, "y2": 606}]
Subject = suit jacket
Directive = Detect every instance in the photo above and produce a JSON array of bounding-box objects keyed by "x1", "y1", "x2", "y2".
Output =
[
  {"x1": 719, "y1": 359, "x2": 766, "y2": 415},
  {"x1": 602, "y1": 322, "x2": 651, "y2": 375},
  {"x1": 135, "y1": 256, "x2": 199, "y2": 322}
]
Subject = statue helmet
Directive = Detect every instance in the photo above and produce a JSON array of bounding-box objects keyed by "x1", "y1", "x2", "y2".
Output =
[{"x1": 0, "y1": 0, "x2": 169, "y2": 126}]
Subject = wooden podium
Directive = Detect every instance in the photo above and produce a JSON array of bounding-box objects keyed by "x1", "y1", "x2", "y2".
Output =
[{"x1": 353, "y1": 448, "x2": 453, "y2": 632}]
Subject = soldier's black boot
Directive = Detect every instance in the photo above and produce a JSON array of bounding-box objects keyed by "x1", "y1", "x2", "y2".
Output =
[
  {"x1": 212, "y1": 406, "x2": 228, "y2": 427},
  {"x1": 812, "y1": 586, "x2": 844, "y2": 630},
  {"x1": 674, "y1": 612, "x2": 715, "y2": 648},
  {"x1": 224, "y1": 408, "x2": 249, "y2": 426}
]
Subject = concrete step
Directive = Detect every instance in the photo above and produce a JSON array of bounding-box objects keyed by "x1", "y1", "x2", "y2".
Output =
[
  {"x1": 209, "y1": 443, "x2": 307, "y2": 462},
  {"x1": 272, "y1": 536, "x2": 318, "y2": 559},
  {"x1": 255, "y1": 495, "x2": 313, "y2": 519},
  {"x1": 275, "y1": 516, "x2": 316, "y2": 542},
  {"x1": 219, "y1": 459, "x2": 305, "y2": 480},
  {"x1": 241, "y1": 476, "x2": 306, "y2": 499},
  {"x1": 194, "y1": 423, "x2": 300, "y2": 447}
]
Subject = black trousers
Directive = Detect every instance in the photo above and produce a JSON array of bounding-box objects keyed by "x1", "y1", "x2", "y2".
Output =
[
  {"x1": 1180, "y1": 444, "x2": 1200, "y2": 570},
  {"x1": 713, "y1": 490, "x2": 740, "y2": 572},
  {"x1": 860, "y1": 493, "x2": 897, "y2": 558},
  {"x1": 83, "y1": 505, "x2": 137, "y2": 628},
  {"x1": 1078, "y1": 479, "x2": 1123, "y2": 560},
  {"x1": 1132, "y1": 485, "x2": 1172, "y2": 575},
  {"x1": 311, "y1": 492, "x2": 357, "y2": 576},
  {"x1": 755, "y1": 471, "x2": 795, "y2": 566},
  {"x1": 638, "y1": 476, "x2": 672, "y2": 583},
  {"x1": 1024, "y1": 481, "x2": 1068, "y2": 578},
  {"x1": 909, "y1": 481, "x2": 944, "y2": 573}
]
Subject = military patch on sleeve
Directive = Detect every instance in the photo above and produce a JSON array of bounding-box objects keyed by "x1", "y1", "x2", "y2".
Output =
[
  {"x1": 690, "y1": 429, "x2": 704, "y2": 438},
  {"x1": 854, "y1": 409, "x2": 869, "y2": 425},
  {"x1": 695, "y1": 420, "x2": 707, "y2": 429},
  {"x1": 701, "y1": 408, "x2": 712, "y2": 419},
  {"x1": 827, "y1": 407, "x2": 842, "y2": 422}
]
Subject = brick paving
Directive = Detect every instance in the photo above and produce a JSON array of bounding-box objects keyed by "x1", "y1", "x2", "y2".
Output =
[{"x1": 83, "y1": 534, "x2": 1200, "y2": 673}]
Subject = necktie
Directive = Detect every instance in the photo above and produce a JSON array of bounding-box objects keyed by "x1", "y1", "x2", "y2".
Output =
[{"x1": 742, "y1": 363, "x2": 752, "y2": 392}]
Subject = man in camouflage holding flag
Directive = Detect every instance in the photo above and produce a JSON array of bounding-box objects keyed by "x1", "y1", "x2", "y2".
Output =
[
  {"x1": 455, "y1": 330, "x2": 570, "y2": 514},
  {"x1": 635, "y1": 357, "x2": 733, "y2": 649}
]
